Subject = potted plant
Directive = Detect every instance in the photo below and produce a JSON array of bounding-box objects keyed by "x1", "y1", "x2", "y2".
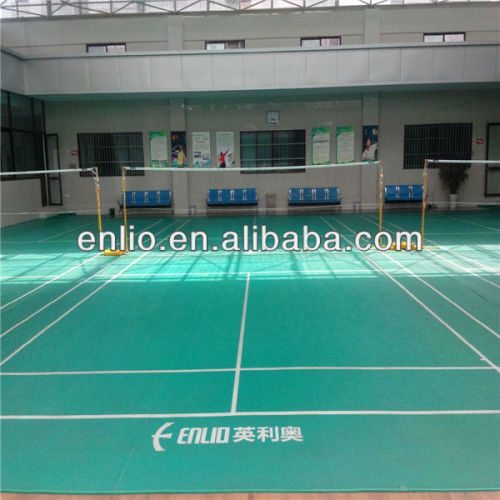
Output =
[{"x1": 438, "y1": 163, "x2": 470, "y2": 210}]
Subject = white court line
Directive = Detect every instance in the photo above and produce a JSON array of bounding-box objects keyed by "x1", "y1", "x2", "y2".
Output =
[
  {"x1": 98, "y1": 269, "x2": 401, "y2": 278},
  {"x1": 1, "y1": 275, "x2": 59, "y2": 280},
  {"x1": 366, "y1": 214, "x2": 500, "y2": 287},
  {"x1": 39, "y1": 221, "x2": 96, "y2": 242},
  {"x1": 0, "y1": 253, "x2": 101, "y2": 310},
  {"x1": 322, "y1": 216, "x2": 500, "y2": 373},
  {"x1": 358, "y1": 215, "x2": 500, "y2": 339},
  {"x1": 437, "y1": 213, "x2": 500, "y2": 233},
  {"x1": 1, "y1": 366, "x2": 493, "y2": 376},
  {"x1": 1, "y1": 218, "x2": 170, "y2": 338},
  {"x1": 1, "y1": 410, "x2": 499, "y2": 420},
  {"x1": 0, "y1": 218, "x2": 191, "y2": 367},
  {"x1": 231, "y1": 272, "x2": 251, "y2": 414}
]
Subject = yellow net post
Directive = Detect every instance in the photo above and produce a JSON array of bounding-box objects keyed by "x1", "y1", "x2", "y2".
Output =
[
  {"x1": 92, "y1": 167, "x2": 103, "y2": 234},
  {"x1": 378, "y1": 160, "x2": 384, "y2": 232},
  {"x1": 122, "y1": 166, "x2": 129, "y2": 253},
  {"x1": 421, "y1": 158, "x2": 429, "y2": 244}
]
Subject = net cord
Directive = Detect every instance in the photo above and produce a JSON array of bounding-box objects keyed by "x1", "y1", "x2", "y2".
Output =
[{"x1": 0, "y1": 168, "x2": 94, "y2": 177}]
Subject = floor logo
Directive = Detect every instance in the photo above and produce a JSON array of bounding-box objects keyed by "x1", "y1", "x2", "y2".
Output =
[{"x1": 152, "y1": 422, "x2": 304, "y2": 451}]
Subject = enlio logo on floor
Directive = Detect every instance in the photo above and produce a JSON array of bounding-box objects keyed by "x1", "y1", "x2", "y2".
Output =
[{"x1": 152, "y1": 422, "x2": 304, "y2": 451}]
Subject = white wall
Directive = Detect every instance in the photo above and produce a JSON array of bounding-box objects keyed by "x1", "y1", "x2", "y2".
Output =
[
  {"x1": 1, "y1": 5, "x2": 499, "y2": 55},
  {"x1": 0, "y1": 178, "x2": 45, "y2": 227},
  {"x1": 30, "y1": 88, "x2": 499, "y2": 219}
]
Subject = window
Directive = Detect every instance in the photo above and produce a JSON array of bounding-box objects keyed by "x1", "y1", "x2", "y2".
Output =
[
  {"x1": 403, "y1": 123, "x2": 472, "y2": 169},
  {"x1": 1, "y1": 90, "x2": 45, "y2": 178},
  {"x1": 423, "y1": 33, "x2": 465, "y2": 43},
  {"x1": 240, "y1": 130, "x2": 306, "y2": 173},
  {"x1": 301, "y1": 37, "x2": 341, "y2": 47},
  {"x1": 205, "y1": 40, "x2": 245, "y2": 50},
  {"x1": 78, "y1": 132, "x2": 144, "y2": 177},
  {"x1": 86, "y1": 43, "x2": 126, "y2": 54}
]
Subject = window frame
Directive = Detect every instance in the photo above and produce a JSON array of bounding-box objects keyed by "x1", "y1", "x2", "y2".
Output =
[
  {"x1": 86, "y1": 43, "x2": 127, "y2": 54},
  {"x1": 1, "y1": 89, "x2": 46, "y2": 181},
  {"x1": 423, "y1": 32, "x2": 466, "y2": 43},
  {"x1": 205, "y1": 40, "x2": 245, "y2": 50},
  {"x1": 403, "y1": 122, "x2": 473, "y2": 170},
  {"x1": 240, "y1": 129, "x2": 306, "y2": 174},
  {"x1": 77, "y1": 132, "x2": 145, "y2": 177},
  {"x1": 300, "y1": 36, "x2": 342, "y2": 47}
]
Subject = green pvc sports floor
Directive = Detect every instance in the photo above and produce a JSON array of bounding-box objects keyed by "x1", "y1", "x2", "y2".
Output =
[{"x1": 1, "y1": 209, "x2": 499, "y2": 493}]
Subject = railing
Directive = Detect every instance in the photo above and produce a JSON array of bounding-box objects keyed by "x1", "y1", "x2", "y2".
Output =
[{"x1": 1, "y1": 0, "x2": 499, "y2": 19}]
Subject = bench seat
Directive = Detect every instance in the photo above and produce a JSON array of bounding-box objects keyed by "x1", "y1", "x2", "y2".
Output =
[
  {"x1": 119, "y1": 190, "x2": 171, "y2": 210},
  {"x1": 385, "y1": 185, "x2": 423, "y2": 202},
  {"x1": 289, "y1": 187, "x2": 341, "y2": 205},
  {"x1": 207, "y1": 188, "x2": 258, "y2": 206}
]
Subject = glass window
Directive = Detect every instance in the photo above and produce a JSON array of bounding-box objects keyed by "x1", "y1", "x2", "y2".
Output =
[
  {"x1": 12, "y1": 131, "x2": 36, "y2": 172},
  {"x1": 205, "y1": 40, "x2": 245, "y2": 50},
  {"x1": 1, "y1": 90, "x2": 10, "y2": 129},
  {"x1": 1, "y1": 131, "x2": 13, "y2": 172},
  {"x1": 33, "y1": 99, "x2": 44, "y2": 133},
  {"x1": 240, "y1": 130, "x2": 306, "y2": 173},
  {"x1": 424, "y1": 33, "x2": 465, "y2": 43},
  {"x1": 78, "y1": 132, "x2": 144, "y2": 177},
  {"x1": 86, "y1": 43, "x2": 126, "y2": 54},
  {"x1": 301, "y1": 37, "x2": 341, "y2": 47},
  {"x1": 10, "y1": 93, "x2": 33, "y2": 131}
]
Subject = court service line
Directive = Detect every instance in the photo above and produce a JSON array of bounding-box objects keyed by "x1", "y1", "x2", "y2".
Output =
[
  {"x1": 436, "y1": 213, "x2": 500, "y2": 233},
  {"x1": 1, "y1": 366, "x2": 494, "y2": 376},
  {"x1": 231, "y1": 272, "x2": 251, "y2": 414},
  {"x1": 0, "y1": 218, "x2": 191, "y2": 367},
  {"x1": 0, "y1": 253, "x2": 101, "y2": 310},
  {"x1": 2, "y1": 409, "x2": 499, "y2": 420},
  {"x1": 322, "y1": 217, "x2": 500, "y2": 373},
  {"x1": 365, "y1": 214, "x2": 500, "y2": 285},
  {"x1": 358, "y1": 215, "x2": 500, "y2": 339},
  {"x1": 39, "y1": 221, "x2": 97, "y2": 242},
  {"x1": 1, "y1": 219, "x2": 172, "y2": 337}
]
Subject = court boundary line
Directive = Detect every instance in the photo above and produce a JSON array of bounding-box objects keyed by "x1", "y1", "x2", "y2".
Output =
[
  {"x1": 358, "y1": 215, "x2": 500, "y2": 339},
  {"x1": 322, "y1": 216, "x2": 500, "y2": 373},
  {"x1": 2, "y1": 409, "x2": 499, "y2": 420},
  {"x1": 436, "y1": 212, "x2": 500, "y2": 233},
  {"x1": 1, "y1": 218, "x2": 169, "y2": 338},
  {"x1": 0, "y1": 253, "x2": 101, "y2": 310},
  {"x1": 0, "y1": 218, "x2": 191, "y2": 367},
  {"x1": 231, "y1": 272, "x2": 251, "y2": 414},
  {"x1": 39, "y1": 220, "x2": 97, "y2": 242},
  {"x1": 1, "y1": 366, "x2": 494, "y2": 376},
  {"x1": 366, "y1": 214, "x2": 500, "y2": 285}
]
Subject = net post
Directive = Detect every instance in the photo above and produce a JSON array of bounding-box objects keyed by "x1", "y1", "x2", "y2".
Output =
[
  {"x1": 122, "y1": 166, "x2": 129, "y2": 253},
  {"x1": 421, "y1": 159, "x2": 429, "y2": 244},
  {"x1": 378, "y1": 160, "x2": 383, "y2": 232},
  {"x1": 92, "y1": 167, "x2": 103, "y2": 234}
]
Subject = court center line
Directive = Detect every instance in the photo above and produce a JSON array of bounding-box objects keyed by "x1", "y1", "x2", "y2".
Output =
[
  {"x1": 358, "y1": 215, "x2": 500, "y2": 339},
  {"x1": 0, "y1": 253, "x2": 101, "y2": 310},
  {"x1": 0, "y1": 218, "x2": 191, "y2": 367},
  {"x1": 1, "y1": 218, "x2": 170, "y2": 338},
  {"x1": 366, "y1": 214, "x2": 500, "y2": 281},
  {"x1": 2, "y1": 410, "x2": 499, "y2": 420},
  {"x1": 231, "y1": 272, "x2": 251, "y2": 414},
  {"x1": 1, "y1": 366, "x2": 494, "y2": 376},
  {"x1": 322, "y1": 216, "x2": 500, "y2": 373}
]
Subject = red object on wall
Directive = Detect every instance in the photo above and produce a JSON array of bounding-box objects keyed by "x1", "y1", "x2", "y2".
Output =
[
  {"x1": 475, "y1": 138, "x2": 484, "y2": 145},
  {"x1": 71, "y1": 149, "x2": 79, "y2": 156}
]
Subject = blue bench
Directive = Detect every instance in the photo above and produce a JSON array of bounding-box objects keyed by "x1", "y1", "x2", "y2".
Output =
[
  {"x1": 118, "y1": 190, "x2": 171, "y2": 211},
  {"x1": 207, "y1": 188, "x2": 258, "y2": 206},
  {"x1": 289, "y1": 187, "x2": 341, "y2": 205},
  {"x1": 384, "y1": 185, "x2": 423, "y2": 202}
]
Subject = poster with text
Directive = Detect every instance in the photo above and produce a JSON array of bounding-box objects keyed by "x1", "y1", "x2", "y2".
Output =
[
  {"x1": 312, "y1": 127, "x2": 331, "y2": 165},
  {"x1": 216, "y1": 131, "x2": 235, "y2": 168},
  {"x1": 171, "y1": 131, "x2": 187, "y2": 168},
  {"x1": 192, "y1": 132, "x2": 211, "y2": 168},
  {"x1": 362, "y1": 125, "x2": 378, "y2": 161},
  {"x1": 336, "y1": 126, "x2": 355, "y2": 164},
  {"x1": 149, "y1": 131, "x2": 168, "y2": 168}
]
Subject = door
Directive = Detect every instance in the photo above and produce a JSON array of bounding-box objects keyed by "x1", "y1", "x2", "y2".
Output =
[
  {"x1": 45, "y1": 134, "x2": 63, "y2": 205},
  {"x1": 485, "y1": 123, "x2": 500, "y2": 196}
]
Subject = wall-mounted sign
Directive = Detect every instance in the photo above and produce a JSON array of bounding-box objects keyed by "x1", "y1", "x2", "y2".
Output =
[
  {"x1": 216, "y1": 131, "x2": 235, "y2": 168},
  {"x1": 362, "y1": 125, "x2": 378, "y2": 161},
  {"x1": 171, "y1": 131, "x2": 187, "y2": 168},
  {"x1": 336, "y1": 126, "x2": 355, "y2": 164},
  {"x1": 149, "y1": 131, "x2": 168, "y2": 168},
  {"x1": 192, "y1": 131, "x2": 211, "y2": 168},
  {"x1": 312, "y1": 127, "x2": 331, "y2": 165}
]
